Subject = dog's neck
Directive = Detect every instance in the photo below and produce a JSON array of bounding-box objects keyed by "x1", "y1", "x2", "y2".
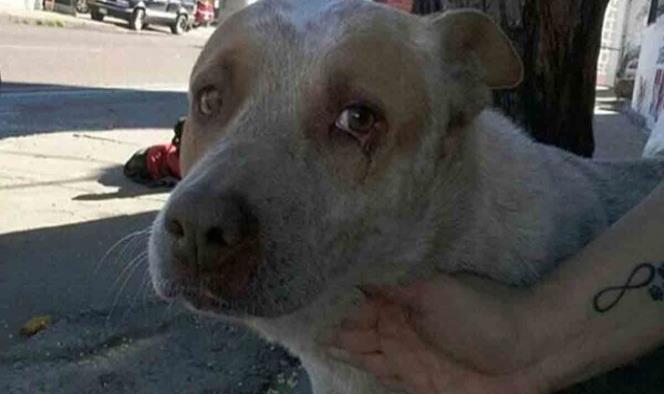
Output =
[{"x1": 428, "y1": 110, "x2": 663, "y2": 286}]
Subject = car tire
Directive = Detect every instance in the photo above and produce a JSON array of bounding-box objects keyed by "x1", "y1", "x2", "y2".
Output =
[
  {"x1": 171, "y1": 14, "x2": 187, "y2": 35},
  {"x1": 130, "y1": 8, "x2": 145, "y2": 31},
  {"x1": 90, "y1": 9, "x2": 104, "y2": 21}
]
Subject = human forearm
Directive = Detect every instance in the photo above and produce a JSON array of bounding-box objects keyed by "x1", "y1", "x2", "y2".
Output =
[{"x1": 529, "y1": 182, "x2": 664, "y2": 391}]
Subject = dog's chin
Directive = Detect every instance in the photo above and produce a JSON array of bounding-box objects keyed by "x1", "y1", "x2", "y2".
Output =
[
  {"x1": 153, "y1": 275, "x2": 311, "y2": 319},
  {"x1": 179, "y1": 291, "x2": 244, "y2": 319},
  {"x1": 149, "y1": 247, "x2": 323, "y2": 319}
]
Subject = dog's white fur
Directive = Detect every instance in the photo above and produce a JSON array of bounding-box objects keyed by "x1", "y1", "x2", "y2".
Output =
[{"x1": 148, "y1": 1, "x2": 664, "y2": 393}]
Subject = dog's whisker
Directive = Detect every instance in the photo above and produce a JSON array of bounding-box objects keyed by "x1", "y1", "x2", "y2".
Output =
[
  {"x1": 106, "y1": 255, "x2": 148, "y2": 323},
  {"x1": 120, "y1": 266, "x2": 151, "y2": 322},
  {"x1": 140, "y1": 272, "x2": 156, "y2": 312},
  {"x1": 112, "y1": 232, "x2": 149, "y2": 271},
  {"x1": 93, "y1": 227, "x2": 151, "y2": 275},
  {"x1": 104, "y1": 252, "x2": 148, "y2": 319},
  {"x1": 130, "y1": 267, "x2": 150, "y2": 306},
  {"x1": 105, "y1": 250, "x2": 149, "y2": 300}
]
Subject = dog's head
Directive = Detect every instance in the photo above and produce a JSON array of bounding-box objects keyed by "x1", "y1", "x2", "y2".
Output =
[{"x1": 148, "y1": 0, "x2": 522, "y2": 319}]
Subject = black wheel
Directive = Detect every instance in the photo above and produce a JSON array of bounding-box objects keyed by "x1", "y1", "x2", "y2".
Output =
[
  {"x1": 171, "y1": 14, "x2": 187, "y2": 35},
  {"x1": 90, "y1": 9, "x2": 104, "y2": 21},
  {"x1": 75, "y1": 0, "x2": 89, "y2": 14},
  {"x1": 130, "y1": 8, "x2": 145, "y2": 31}
]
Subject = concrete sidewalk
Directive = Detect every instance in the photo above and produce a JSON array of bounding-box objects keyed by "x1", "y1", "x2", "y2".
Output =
[{"x1": 593, "y1": 88, "x2": 649, "y2": 159}]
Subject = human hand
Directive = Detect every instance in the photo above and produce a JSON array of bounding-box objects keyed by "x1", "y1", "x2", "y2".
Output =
[{"x1": 324, "y1": 275, "x2": 550, "y2": 394}]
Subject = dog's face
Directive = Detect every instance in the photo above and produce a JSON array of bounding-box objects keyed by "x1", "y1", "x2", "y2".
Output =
[{"x1": 148, "y1": 0, "x2": 522, "y2": 319}]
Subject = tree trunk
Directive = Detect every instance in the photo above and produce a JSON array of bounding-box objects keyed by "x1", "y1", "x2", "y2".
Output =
[{"x1": 416, "y1": 0, "x2": 610, "y2": 157}]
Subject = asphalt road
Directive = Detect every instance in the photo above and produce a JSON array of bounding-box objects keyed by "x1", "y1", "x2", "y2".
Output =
[
  {"x1": 0, "y1": 22, "x2": 206, "y2": 88},
  {"x1": 0, "y1": 23, "x2": 205, "y2": 138},
  {"x1": 0, "y1": 23, "x2": 311, "y2": 394}
]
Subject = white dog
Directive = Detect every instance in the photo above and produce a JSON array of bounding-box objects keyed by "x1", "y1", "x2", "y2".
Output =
[{"x1": 148, "y1": 1, "x2": 664, "y2": 392}]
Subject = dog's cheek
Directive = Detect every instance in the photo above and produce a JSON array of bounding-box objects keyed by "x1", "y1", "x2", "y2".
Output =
[
  {"x1": 180, "y1": 122, "x2": 208, "y2": 177},
  {"x1": 179, "y1": 122, "x2": 194, "y2": 177},
  {"x1": 328, "y1": 132, "x2": 373, "y2": 184},
  {"x1": 302, "y1": 118, "x2": 371, "y2": 186}
]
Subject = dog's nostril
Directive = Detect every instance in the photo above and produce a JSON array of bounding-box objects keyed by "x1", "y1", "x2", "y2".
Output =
[
  {"x1": 205, "y1": 226, "x2": 228, "y2": 247},
  {"x1": 165, "y1": 218, "x2": 185, "y2": 238}
]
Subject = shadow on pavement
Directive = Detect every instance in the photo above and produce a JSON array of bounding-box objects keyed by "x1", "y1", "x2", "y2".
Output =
[
  {"x1": 0, "y1": 82, "x2": 187, "y2": 138},
  {"x1": 73, "y1": 165, "x2": 174, "y2": 201},
  {"x1": 0, "y1": 211, "x2": 312, "y2": 394},
  {"x1": 0, "y1": 211, "x2": 157, "y2": 349}
]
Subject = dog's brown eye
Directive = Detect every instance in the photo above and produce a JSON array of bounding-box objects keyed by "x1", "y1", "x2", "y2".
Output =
[
  {"x1": 198, "y1": 87, "x2": 222, "y2": 116},
  {"x1": 335, "y1": 105, "x2": 376, "y2": 135}
]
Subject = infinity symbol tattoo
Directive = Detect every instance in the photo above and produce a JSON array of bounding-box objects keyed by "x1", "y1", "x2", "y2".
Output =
[{"x1": 593, "y1": 263, "x2": 663, "y2": 313}]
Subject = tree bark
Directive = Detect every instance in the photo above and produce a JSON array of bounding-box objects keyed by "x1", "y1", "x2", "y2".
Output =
[{"x1": 414, "y1": 0, "x2": 610, "y2": 157}]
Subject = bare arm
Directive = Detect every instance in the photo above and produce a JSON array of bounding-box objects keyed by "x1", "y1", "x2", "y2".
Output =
[
  {"x1": 327, "y1": 182, "x2": 664, "y2": 394},
  {"x1": 531, "y1": 181, "x2": 664, "y2": 391}
]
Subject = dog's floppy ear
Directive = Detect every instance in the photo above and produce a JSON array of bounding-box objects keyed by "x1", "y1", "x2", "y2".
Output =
[{"x1": 432, "y1": 10, "x2": 523, "y2": 89}]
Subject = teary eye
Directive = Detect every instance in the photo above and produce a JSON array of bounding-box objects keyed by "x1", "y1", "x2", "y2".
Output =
[
  {"x1": 335, "y1": 105, "x2": 376, "y2": 134},
  {"x1": 197, "y1": 86, "x2": 222, "y2": 116}
]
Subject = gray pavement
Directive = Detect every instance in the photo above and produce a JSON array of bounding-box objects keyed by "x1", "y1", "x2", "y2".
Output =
[
  {"x1": 0, "y1": 23, "x2": 208, "y2": 88},
  {"x1": 0, "y1": 23, "x2": 661, "y2": 394},
  {"x1": 594, "y1": 87, "x2": 650, "y2": 160}
]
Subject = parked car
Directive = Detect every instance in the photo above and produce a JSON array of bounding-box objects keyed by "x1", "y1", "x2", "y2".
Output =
[{"x1": 87, "y1": 0, "x2": 194, "y2": 34}]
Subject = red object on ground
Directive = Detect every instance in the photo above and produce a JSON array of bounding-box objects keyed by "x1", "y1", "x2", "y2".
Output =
[{"x1": 146, "y1": 143, "x2": 181, "y2": 180}]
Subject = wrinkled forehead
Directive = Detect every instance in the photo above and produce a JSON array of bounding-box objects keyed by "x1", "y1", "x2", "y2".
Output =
[{"x1": 191, "y1": 0, "x2": 424, "y2": 90}]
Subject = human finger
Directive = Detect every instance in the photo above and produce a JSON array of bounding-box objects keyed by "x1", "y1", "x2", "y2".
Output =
[
  {"x1": 377, "y1": 302, "x2": 450, "y2": 393},
  {"x1": 328, "y1": 327, "x2": 381, "y2": 354}
]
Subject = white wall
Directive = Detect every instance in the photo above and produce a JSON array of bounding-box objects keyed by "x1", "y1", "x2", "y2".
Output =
[
  {"x1": 623, "y1": 0, "x2": 651, "y2": 55},
  {"x1": 631, "y1": 15, "x2": 664, "y2": 129},
  {"x1": 597, "y1": 0, "x2": 651, "y2": 87},
  {"x1": 598, "y1": 0, "x2": 628, "y2": 86}
]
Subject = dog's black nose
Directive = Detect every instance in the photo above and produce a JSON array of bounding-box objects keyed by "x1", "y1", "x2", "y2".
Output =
[{"x1": 163, "y1": 190, "x2": 258, "y2": 271}]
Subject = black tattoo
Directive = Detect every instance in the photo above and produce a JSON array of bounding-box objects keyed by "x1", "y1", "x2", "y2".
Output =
[
  {"x1": 592, "y1": 262, "x2": 664, "y2": 313},
  {"x1": 649, "y1": 285, "x2": 664, "y2": 301}
]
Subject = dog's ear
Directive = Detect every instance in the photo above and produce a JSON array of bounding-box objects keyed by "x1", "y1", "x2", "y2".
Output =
[{"x1": 432, "y1": 10, "x2": 523, "y2": 89}]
